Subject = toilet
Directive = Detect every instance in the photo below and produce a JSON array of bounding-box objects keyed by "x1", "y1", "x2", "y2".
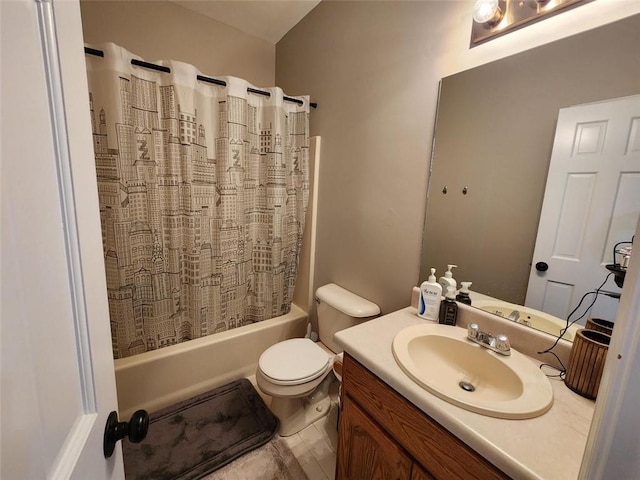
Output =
[{"x1": 256, "y1": 283, "x2": 380, "y2": 436}]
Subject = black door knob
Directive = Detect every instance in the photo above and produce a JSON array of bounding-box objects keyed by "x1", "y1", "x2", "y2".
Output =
[
  {"x1": 103, "y1": 409, "x2": 149, "y2": 458},
  {"x1": 535, "y1": 262, "x2": 549, "y2": 272}
]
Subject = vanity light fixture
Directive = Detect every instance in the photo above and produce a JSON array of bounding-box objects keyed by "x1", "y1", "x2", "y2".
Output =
[{"x1": 470, "y1": 0, "x2": 592, "y2": 47}]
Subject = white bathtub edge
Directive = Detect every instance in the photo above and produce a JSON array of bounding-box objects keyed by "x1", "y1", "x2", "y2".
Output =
[{"x1": 115, "y1": 304, "x2": 308, "y2": 418}]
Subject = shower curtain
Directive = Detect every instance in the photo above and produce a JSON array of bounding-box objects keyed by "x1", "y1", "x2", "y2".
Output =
[{"x1": 85, "y1": 44, "x2": 310, "y2": 359}]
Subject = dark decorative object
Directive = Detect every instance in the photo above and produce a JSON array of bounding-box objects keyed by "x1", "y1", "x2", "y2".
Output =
[
  {"x1": 606, "y1": 240, "x2": 633, "y2": 288},
  {"x1": 123, "y1": 379, "x2": 278, "y2": 480},
  {"x1": 606, "y1": 263, "x2": 627, "y2": 288}
]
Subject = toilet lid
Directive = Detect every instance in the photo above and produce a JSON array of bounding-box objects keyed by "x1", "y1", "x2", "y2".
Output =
[{"x1": 259, "y1": 338, "x2": 331, "y2": 386}]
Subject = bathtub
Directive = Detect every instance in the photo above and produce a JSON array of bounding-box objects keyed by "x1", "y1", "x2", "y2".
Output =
[{"x1": 115, "y1": 304, "x2": 308, "y2": 418}]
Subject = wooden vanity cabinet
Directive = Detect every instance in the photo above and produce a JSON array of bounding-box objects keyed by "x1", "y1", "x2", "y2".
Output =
[
  {"x1": 337, "y1": 354, "x2": 510, "y2": 480},
  {"x1": 338, "y1": 397, "x2": 414, "y2": 480}
]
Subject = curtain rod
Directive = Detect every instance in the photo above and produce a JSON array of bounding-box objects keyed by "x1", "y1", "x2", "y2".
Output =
[{"x1": 85, "y1": 47, "x2": 317, "y2": 109}]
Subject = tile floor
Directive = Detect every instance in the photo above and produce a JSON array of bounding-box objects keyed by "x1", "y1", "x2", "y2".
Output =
[
  {"x1": 280, "y1": 401, "x2": 339, "y2": 480},
  {"x1": 245, "y1": 375, "x2": 340, "y2": 480}
]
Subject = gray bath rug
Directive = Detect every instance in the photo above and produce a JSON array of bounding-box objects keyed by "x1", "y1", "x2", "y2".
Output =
[
  {"x1": 202, "y1": 436, "x2": 309, "y2": 480},
  {"x1": 123, "y1": 379, "x2": 279, "y2": 480}
]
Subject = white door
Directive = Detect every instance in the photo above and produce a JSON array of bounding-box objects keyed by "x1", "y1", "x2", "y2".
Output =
[
  {"x1": 1, "y1": 1, "x2": 124, "y2": 478},
  {"x1": 526, "y1": 95, "x2": 640, "y2": 323}
]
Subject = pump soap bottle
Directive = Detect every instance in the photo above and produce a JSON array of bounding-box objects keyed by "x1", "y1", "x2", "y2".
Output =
[
  {"x1": 417, "y1": 268, "x2": 442, "y2": 321},
  {"x1": 439, "y1": 286, "x2": 458, "y2": 326},
  {"x1": 456, "y1": 282, "x2": 472, "y2": 306},
  {"x1": 439, "y1": 264, "x2": 457, "y2": 292}
]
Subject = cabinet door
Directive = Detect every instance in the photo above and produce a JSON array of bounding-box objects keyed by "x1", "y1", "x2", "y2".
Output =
[
  {"x1": 411, "y1": 464, "x2": 436, "y2": 480},
  {"x1": 337, "y1": 394, "x2": 412, "y2": 480},
  {"x1": 342, "y1": 354, "x2": 510, "y2": 480}
]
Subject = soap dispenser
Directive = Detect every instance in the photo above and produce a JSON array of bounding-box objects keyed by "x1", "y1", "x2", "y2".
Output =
[
  {"x1": 456, "y1": 282, "x2": 472, "y2": 306},
  {"x1": 439, "y1": 264, "x2": 457, "y2": 291},
  {"x1": 439, "y1": 286, "x2": 458, "y2": 326},
  {"x1": 418, "y1": 268, "x2": 442, "y2": 321}
]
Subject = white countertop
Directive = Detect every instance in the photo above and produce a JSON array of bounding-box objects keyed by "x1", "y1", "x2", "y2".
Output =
[{"x1": 334, "y1": 307, "x2": 595, "y2": 480}]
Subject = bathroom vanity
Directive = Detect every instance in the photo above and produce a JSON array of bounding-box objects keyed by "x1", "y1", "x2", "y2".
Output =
[
  {"x1": 334, "y1": 306, "x2": 595, "y2": 480},
  {"x1": 338, "y1": 353, "x2": 508, "y2": 479}
]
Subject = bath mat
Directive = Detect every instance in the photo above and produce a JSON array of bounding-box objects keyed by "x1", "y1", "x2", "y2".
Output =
[
  {"x1": 123, "y1": 379, "x2": 279, "y2": 480},
  {"x1": 202, "y1": 436, "x2": 309, "y2": 480}
]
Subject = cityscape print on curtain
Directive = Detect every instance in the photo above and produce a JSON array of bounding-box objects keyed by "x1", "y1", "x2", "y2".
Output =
[{"x1": 85, "y1": 44, "x2": 310, "y2": 359}]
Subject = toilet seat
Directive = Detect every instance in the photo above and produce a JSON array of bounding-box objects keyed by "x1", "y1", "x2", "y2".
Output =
[{"x1": 258, "y1": 338, "x2": 331, "y2": 386}]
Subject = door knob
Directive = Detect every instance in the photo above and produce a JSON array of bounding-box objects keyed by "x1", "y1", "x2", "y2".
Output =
[
  {"x1": 103, "y1": 409, "x2": 149, "y2": 458},
  {"x1": 535, "y1": 262, "x2": 549, "y2": 272}
]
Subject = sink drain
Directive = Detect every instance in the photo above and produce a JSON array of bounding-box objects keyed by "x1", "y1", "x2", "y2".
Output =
[{"x1": 459, "y1": 380, "x2": 475, "y2": 392}]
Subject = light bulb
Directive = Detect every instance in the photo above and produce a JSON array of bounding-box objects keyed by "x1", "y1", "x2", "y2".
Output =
[{"x1": 472, "y1": 0, "x2": 503, "y2": 25}]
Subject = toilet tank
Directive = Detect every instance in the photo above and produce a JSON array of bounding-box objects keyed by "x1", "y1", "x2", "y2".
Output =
[{"x1": 315, "y1": 283, "x2": 380, "y2": 353}]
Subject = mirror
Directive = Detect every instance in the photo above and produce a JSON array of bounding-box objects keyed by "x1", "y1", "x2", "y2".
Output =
[{"x1": 420, "y1": 15, "x2": 640, "y2": 339}]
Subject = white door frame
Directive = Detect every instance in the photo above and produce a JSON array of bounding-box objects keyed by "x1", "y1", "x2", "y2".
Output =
[{"x1": 580, "y1": 219, "x2": 640, "y2": 477}]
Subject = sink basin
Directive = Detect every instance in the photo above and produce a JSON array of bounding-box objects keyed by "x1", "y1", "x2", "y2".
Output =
[
  {"x1": 392, "y1": 324, "x2": 553, "y2": 419},
  {"x1": 472, "y1": 300, "x2": 579, "y2": 341}
]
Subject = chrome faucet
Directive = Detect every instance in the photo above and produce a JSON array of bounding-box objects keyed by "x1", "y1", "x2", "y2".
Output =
[
  {"x1": 507, "y1": 310, "x2": 520, "y2": 322},
  {"x1": 467, "y1": 323, "x2": 511, "y2": 356}
]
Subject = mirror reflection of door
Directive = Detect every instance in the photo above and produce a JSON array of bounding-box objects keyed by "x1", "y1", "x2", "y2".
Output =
[
  {"x1": 526, "y1": 95, "x2": 640, "y2": 323},
  {"x1": 420, "y1": 15, "x2": 640, "y2": 340}
]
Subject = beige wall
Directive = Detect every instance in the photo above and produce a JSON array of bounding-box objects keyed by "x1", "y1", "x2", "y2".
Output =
[
  {"x1": 276, "y1": 1, "x2": 640, "y2": 315},
  {"x1": 277, "y1": 1, "x2": 455, "y2": 314},
  {"x1": 79, "y1": 0, "x2": 275, "y2": 86}
]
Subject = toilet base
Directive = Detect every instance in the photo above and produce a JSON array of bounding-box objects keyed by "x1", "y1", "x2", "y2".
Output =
[{"x1": 270, "y1": 375, "x2": 334, "y2": 437}]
